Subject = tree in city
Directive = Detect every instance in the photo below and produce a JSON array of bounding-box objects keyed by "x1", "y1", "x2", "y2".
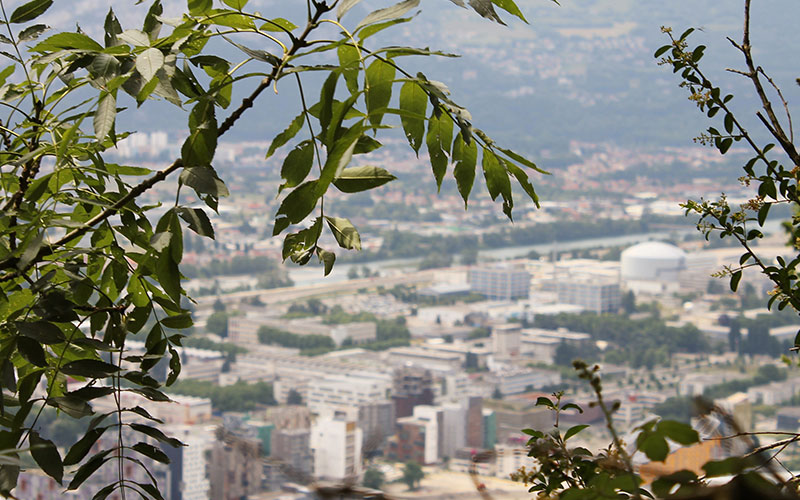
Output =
[
  {"x1": 401, "y1": 461, "x2": 425, "y2": 491},
  {"x1": 0, "y1": 0, "x2": 545, "y2": 496},
  {"x1": 287, "y1": 388, "x2": 303, "y2": 405},
  {"x1": 362, "y1": 467, "x2": 385, "y2": 490},
  {"x1": 205, "y1": 310, "x2": 229, "y2": 337}
]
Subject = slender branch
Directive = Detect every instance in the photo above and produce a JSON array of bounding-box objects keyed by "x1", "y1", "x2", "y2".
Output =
[{"x1": 739, "y1": 0, "x2": 800, "y2": 166}]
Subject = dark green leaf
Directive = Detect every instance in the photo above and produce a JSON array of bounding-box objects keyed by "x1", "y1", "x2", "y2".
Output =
[
  {"x1": 130, "y1": 424, "x2": 184, "y2": 448},
  {"x1": 658, "y1": 420, "x2": 699, "y2": 445},
  {"x1": 61, "y1": 359, "x2": 120, "y2": 378},
  {"x1": 32, "y1": 32, "x2": 103, "y2": 52},
  {"x1": 68, "y1": 450, "x2": 112, "y2": 490},
  {"x1": 15, "y1": 321, "x2": 65, "y2": 345},
  {"x1": 177, "y1": 207, "x2": 214, "y2": 239},
  {"x1": 326, "y1": 217, "x2": 362, "y2": 251},
  {"x1": 640, "y1": 432, "x2": 669, "y2": 462},
  {"x1": 426, "y1": 112, "x2": 453, "y2": 190},
  {"x1": 275, "y1": 181, "x2": 319, "y2": 230},
  {"x1": 317, "y1": 248, "x2": 336, "y2": 276},
  {"x1": 399, "y1": 81, "x2": 427, "y2": 154},
  {"x1": 18, "y1": 24, "x2": 48, "y2": 42},
  {"x1": 266, "y1": 113, "x2": 305, "y2": 159},
  {"x1": 491, "y1": 0, "x2": 527, "y2": 23},
  {"x1": 281, "y1": 140, "x2": 315, "y2": 190},
  {"x1": 365, "y1": 58, "x2": 395, "y2": 126},
  {"x1": 564, "y1": 424, "x2": 589, "y2": 441},
  {"x1": 48, "y1": 396, "x2": 94, "y2": 419},
  {"x1": 29, "y1": 431, "x2": 63, "y2": 484},
  {"x1": 535, "y1": 397, "x2": 554, "y2": 408},
  {"x1": 179, "y1": 166, "x2": 229, "y2": 198},
  {"x1": 318, "y1": 71, "x2": 339, "y2": 138},
  {"x1": 730, "y1": 270, "x2": 742, "y2": 292},
  {"x1": 452, "y1": 132, "x2": 477, "y2": 207},
  {"x1": 702, "y1": 457, "x2": 747, "y2": 477},
  {"x1": 482, "y1": 148, "x2": 510, "y2": 202},
  {"x1": 333, "y1": 165, "x2": 396, "y2": 193},
  {"x1": 17, "y1": 337, "x2": 47, "y2": 367},
  {"x1": 9, "y1": 0, "x2": 53, "y2": 24},
  {"x1": 159, "y1": 312, "x2": 193, "y2": 329},
  {"x1": 132, "y1": 442, "x2": 170, "y2": 464},
  {"x1": 338, "y1": 44, "x2": 360, "y2": 94},
  {"x1": 181, "y1": 100, "x2": 218, "y2": 168}
]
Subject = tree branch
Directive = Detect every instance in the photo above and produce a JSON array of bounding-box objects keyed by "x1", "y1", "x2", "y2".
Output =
[{"x1": 0, "y1": 0, "x2": 336, "y2": 282}]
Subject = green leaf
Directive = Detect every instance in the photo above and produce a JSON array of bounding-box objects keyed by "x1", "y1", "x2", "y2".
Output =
[
  {"x1": 338, "y1": 44, "x2": 361, "y2": 94},
  {"x1": 452, "y1": 132, "x2": 477, "y2": 207},
  {"x1": 68, "y1": 450, "x2": 112, "y2": 490},
  {"x1": 730, "y1": 270, "x2": 742, "y2": 292},
  {"x1": 61, "y1": 359, "x2": 120, "y2": 378},
  {"x1": 497, "y1": 146, "x2": 549, "y2": 174},
  {"x1": 17, "y1": 337, "x2": 47, "y2": 367},
  {"x1": 160, "y1": 312, "x2": 193, "y2": 329},
  {"x1": 177, "y1": 207, "x2": 214, "y2": 239},
  {"x1": 18, "y1": 24, "x2": 48, "y2": 42},
  {"x1": 640, "y1": 432, "x2": 669, "y2": 462},
  {"x1": 9, "y1": 0, "x2": 52, "y2": 24},
  {"x1": 506, "y1": 162, "x2": 539, "y2": 207},
  {"x1": 318, "y1": 71, "x2": 339, "y2": 138},
  {"x1": 317, "y1": 248, "x2": 336, "y2": 276},
  {"x1": 564, "y1": 424, "x2": 589, "y2": 441},
  {"x1": 274, "y1": 181, "x2": 319, "y2": 233},
  {"x1": 222, "y1": 0, "x2": 248, "y2": 9},
  {"x1": 130, "y1": 424, "x2": 185, "y2": 448},
  {"x1": 29, "y1": 431, "x2": 63, "y2": 484},
  {"x1": 266, "y1": 113, "x2": 305, "y2": 158},
  {"x1": 32, "y1": 32, "x2": 103, "y2": 52},
  {"x1": 535, "y1": 397, "x2": 555, "y2": 409},
  {"x1": 93, "y1": 92, "x2": 116, "y2": 141},
  {"x1": 426, "y1": 112, "x2": 454, "y2": 190},
  {"x1": 280, "y1": 140, "x2": 315, "y2": 190},
  {"x1": 132, "y1": 436, "x2": 170, "y2": 458},
  {"x1": 49, "y1": 396, "x2": 94, "y2": 419},
  {"x1": 179, "y1": 166, "x2": 229, "y2": 198},
  {"x1": 187, "y1": 0, "x2": 212, "y2": 16},
  {"x1": 64, "y1": 427, "x2": 107, "y2": 466},
  {"x1": 702, "y1": 457, "x2": 747, "y2": 477},
  {"x1": 333, "y1": 165, "x2": 396, "y2": 193},
  {"x1": 482, "y1": 148, "x2": 510, "y2": 202},
  {"x1": 156, "y1": 252, "x2": 181, "y2": 303},
  {"x1": 399, "y1": 81, "x2": 427, "y2": 154},
  {"x1": 365, "y1": 58, "x2": 396, "y2": 127},
  {"x1": 356, "y1": 0, "x2": 420, "y2": 31},
  {"x1": 317, "y1": 123, "x2": 365, "y2": 196},
  {"x1": 260, "y1": 18, "x2": 297, "y2": 32},
  {"x1": 491, "y1": 0, "x2": 528, "y2": 23},
  {"x1": 658, "y1": 420, "x2": 699, "y2": 445},
  {"x1": 15, "y1": 321, "x2": 64, "y2": 345},
  {"x1": 468, "y1": 0, "x2": 506, "y2": 24},
  {"x1": 135, "y1": 47, "x2": 164, "y2": 82},
  {"x1": 326, "y1": 217, "x2": 362, "y2": 251}
]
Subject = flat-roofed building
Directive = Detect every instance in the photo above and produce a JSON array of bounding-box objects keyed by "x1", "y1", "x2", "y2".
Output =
[{"x1": 469, "y1": 266, "x2": 531, "y2": 300}]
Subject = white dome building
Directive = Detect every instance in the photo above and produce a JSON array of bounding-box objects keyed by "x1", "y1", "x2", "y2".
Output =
[{"x1": 621, "y1": 241, "x2": 687, "y2": 294}]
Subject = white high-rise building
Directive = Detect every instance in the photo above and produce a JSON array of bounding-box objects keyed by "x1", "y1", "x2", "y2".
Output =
[{"x1": 310, "y1": 417, "x2": 363, "y2": 481}]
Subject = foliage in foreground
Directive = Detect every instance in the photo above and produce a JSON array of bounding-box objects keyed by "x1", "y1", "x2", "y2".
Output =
[{"x1": 0, "y1": 0, "x2": 545, "y2": 496}]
